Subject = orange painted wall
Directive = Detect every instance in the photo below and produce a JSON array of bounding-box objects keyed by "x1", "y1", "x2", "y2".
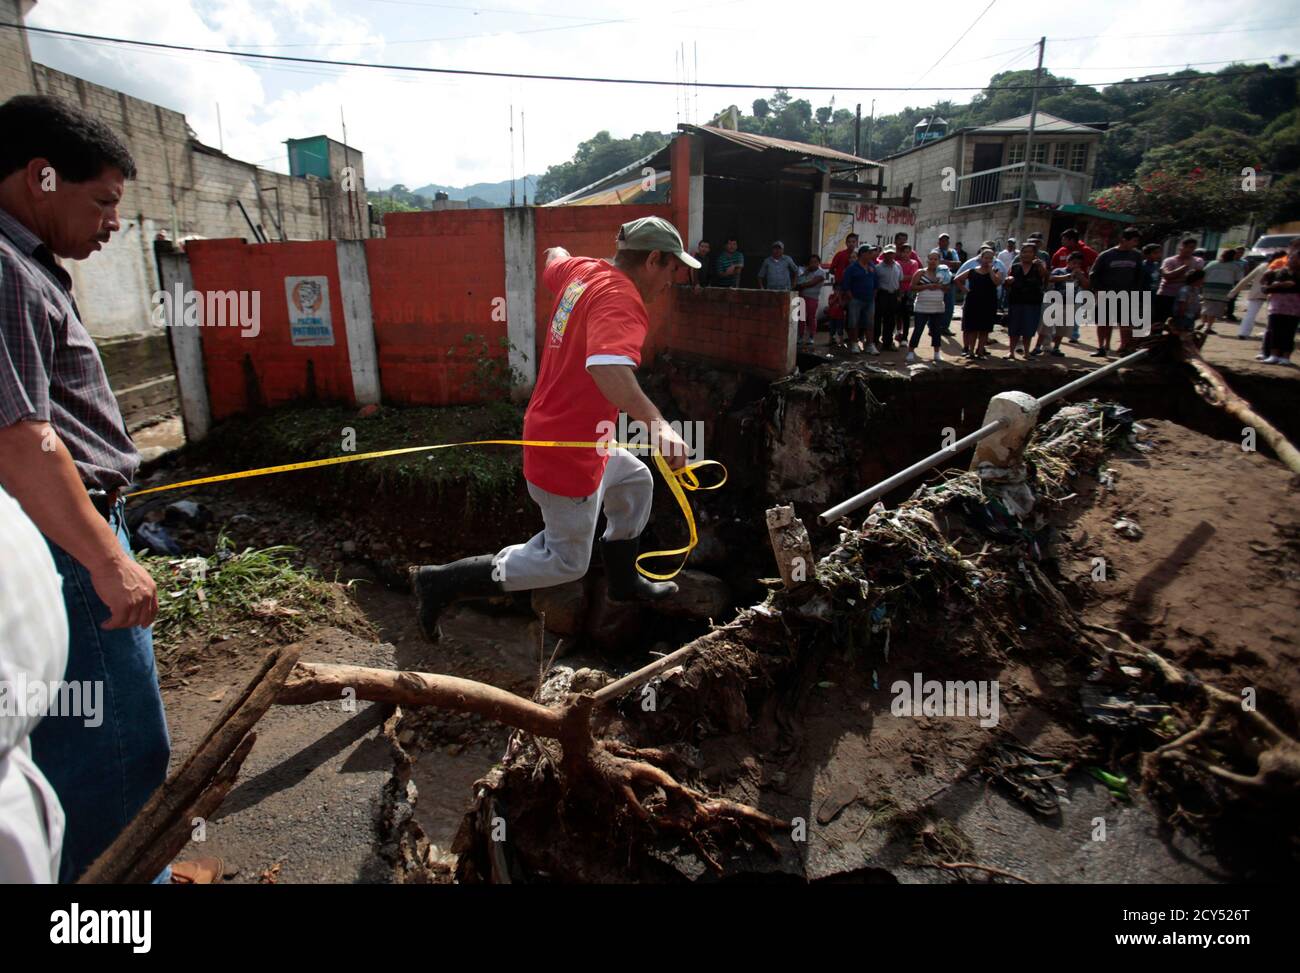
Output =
[
  {"x1": 365, "y1": 209, "x2": 506, "y2": 405},
  {"x1": 670, "y1": 286, "x2": 794, "y2": 379},
  {"x1": 186, "y1": 238, "x2": 354, "y2": 420}
]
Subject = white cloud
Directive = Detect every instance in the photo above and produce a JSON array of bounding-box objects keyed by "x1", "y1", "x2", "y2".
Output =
[{"x1": 23, "y1": 0, "x2": 1295, "y2": 189}]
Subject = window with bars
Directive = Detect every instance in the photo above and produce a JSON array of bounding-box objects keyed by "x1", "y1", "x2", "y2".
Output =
[
  {"x1": 1008, "y1": 142, "x2": 1025, "y2": 165},
  {"x1": 1053, "y1": 143, "x2": 1068, "y2": 168},
  {"x1": 1070, "y1": 143, "x2": 1089, "y2": 172},
  {"x1": 1031, "y1": 142, "x2": 1047, "y2": 164}
]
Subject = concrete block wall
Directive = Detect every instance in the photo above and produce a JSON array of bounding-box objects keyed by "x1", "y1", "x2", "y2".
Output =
[
  {"x1": 365, "y1": 209, "x2": 507, "y2": 406},
  {"x1": 669, "y1": 286, "x2": 795, "y2": 380},
  {"x1": 0, "y1": 0, "x2": 35, "y2": 103}
]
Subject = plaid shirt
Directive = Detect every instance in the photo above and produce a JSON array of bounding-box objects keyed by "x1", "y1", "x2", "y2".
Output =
[{"x1": 0, "y1": 207, "x2": 139, "y2": 491}]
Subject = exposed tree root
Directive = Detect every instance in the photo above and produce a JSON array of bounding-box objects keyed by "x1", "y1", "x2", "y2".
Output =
[
  {"x1": 1080, "y1": 622, "x2": 1300, "y2": 798},
  {"x1": 278, "y1": 651, "x2": 788, "y2": 873}
]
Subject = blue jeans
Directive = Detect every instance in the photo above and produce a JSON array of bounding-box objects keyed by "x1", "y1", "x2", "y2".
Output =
[
  {"x1": 848, "y1": 295, "x2": 875, "y2": 337},
  {"x1": 31, "y1": 499, "x2": 171, "y2": 884},
  {"x1": 943, "y1": 287, "x2": 956, "y2": 331}
]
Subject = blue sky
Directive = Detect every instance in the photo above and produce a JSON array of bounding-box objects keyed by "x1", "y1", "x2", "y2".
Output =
[{"x1": 23, "y1": 0, "x2": 1298, "y2": 189}]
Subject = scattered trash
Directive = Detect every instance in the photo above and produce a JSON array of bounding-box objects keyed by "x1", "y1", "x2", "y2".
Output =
[
  {"x1": 983, "y1": 741, "x2": 1063, "y2": 817},
  {"x1": 1112, "y1": 518, "x2": 1143, "y2": 540},
  {"x1": 1080, "y1": 682, "x2": 1170, "y2": 729},
  {"x1": 136, "y1": 520, "x2": 181, "y2": 555},
  {"x1": 1088, "y1": 767, "x2": 1131, "y2": 802},
  {"x1": 164, "y1": 499, "x2": 212, "y2": 528}
]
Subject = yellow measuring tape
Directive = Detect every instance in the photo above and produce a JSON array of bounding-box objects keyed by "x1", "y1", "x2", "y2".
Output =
[{"x1": 126, "y1": 440, "x2": 727, "y2": 581}]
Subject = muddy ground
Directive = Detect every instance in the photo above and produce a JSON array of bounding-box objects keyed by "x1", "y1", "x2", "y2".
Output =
[{"x1": 141, "y1": 350, "x2": 1298, "y2": 884}]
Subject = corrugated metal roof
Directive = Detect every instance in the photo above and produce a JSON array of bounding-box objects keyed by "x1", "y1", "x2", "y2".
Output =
[
  {"x1": 970, "y1": 112, "x2": 1101, "y2": 135},
  {"x1": 679, "y1": 124, "x2": 882, "y2": 168}
]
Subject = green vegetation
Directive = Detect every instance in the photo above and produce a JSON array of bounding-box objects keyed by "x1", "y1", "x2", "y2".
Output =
[
  {"x1": 199, "y1": 400, "x2": 526, "y2": 515},
  {"x1": 142, "y1": 536, "x2": 372, "y2": 669},
  {"x1": 532, "y1": 61, "x2": 1297, "y2": 226},
  {"x1": 367, "y1": 183, "x2": 496, "y2": 215},
  {"x1": 534, "y1": 130, "x2": 673, "y2": 203},
  {"x1": 461, "y1": 333, "x2": 529, "y2": 401}
]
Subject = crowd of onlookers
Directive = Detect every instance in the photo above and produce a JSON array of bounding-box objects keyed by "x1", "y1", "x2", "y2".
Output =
[{"x1": 686, "y1": 229, "x2": 1300, "y2": 367}]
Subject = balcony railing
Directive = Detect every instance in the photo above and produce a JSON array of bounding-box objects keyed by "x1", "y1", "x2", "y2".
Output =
[{"x1": 956, "y1": 162, "x2": 1088, "y2": 210}]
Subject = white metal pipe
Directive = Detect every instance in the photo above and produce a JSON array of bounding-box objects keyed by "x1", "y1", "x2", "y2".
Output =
[
  {"x1": 817, "y1": 419, "x2": 1006, "y2": 525},
  {"x1": 816, "y1": 347, "x2": 1152, "y2": 525},
  {"x1": 1035, "y1": 347, "x2": 1150, "y2": 409}
]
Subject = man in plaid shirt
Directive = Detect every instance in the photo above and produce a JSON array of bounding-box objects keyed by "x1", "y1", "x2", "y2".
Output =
[{"x1": 0, "y1": 96, "x2": 217, "y2": 883}]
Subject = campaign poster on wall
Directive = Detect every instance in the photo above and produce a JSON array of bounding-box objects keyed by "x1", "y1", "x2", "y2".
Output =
[{"x1": 285, "y1": 276, "x2": 334, "y2": 346}]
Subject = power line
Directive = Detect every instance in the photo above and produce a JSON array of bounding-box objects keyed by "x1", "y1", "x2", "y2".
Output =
[
  {"x1": 5, "y1": 22, "x2": 1291, "y2": 93},
  {"x1": 991, "y1": 24, "x2": 1284, "y2": 41},
  {"x1": 913, "y1": 0, "x2": 1001, "y2": 86}
]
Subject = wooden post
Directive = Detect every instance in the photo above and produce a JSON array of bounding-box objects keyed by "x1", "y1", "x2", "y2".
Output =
[
  {"x1": 78, "y1": 644, "x2": 302, "y2": 883},
  {"x1": 766, "y1": 504, "x2": 814, "y2": 588}
]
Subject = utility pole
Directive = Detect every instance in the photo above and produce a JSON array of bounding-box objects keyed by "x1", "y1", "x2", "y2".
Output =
[
  {"x1": 854, "y1": 103, "x2": 862, "y2": 158},
  {"x1": 866, "y1": 99, "x2": 875, "y2": 160},
  {"x1": 1013, "y1": 36, "x2": 1046, "y2": 244},
  {"x1": 509, "y1": 104, "x2": 516, "y2": 207}
]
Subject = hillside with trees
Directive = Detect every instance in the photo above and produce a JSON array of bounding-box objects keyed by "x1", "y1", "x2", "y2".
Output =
[{"x1": 530, "y1": 61, "x2": 1297, "y2": 228}]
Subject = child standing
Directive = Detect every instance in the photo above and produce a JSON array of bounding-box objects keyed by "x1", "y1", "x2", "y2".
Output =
[
  {"x1": 795, "y1": 255, "x2": 827, "y2": 348},
  {"x1": 1173, "y1": 269, "x2": 1205, "y2": 333}
]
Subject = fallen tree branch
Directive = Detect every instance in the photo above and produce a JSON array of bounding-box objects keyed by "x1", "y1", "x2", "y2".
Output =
[
  {"x1": 1171, "y1": 332, "x2": 1300, "y2": 473},
  {"x1": 277, "y1": 642, "x2": 788, "y2": 868},
  {"x1": 278, "y1": 661, "x2": 564, "y2": 737}
]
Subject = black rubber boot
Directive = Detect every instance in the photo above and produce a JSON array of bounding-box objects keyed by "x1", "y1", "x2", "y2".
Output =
[
  {"x1": 408, "y1": 555, "x2": 502, "y2": 641},
  {"x1": 601, "y1": 537, "x2": 678, "y2": 603}
]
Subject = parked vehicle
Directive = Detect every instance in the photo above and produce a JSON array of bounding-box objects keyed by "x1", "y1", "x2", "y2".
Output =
[{"x1": 1247, "y1": 233, "x2": 1299, "y2": 265}]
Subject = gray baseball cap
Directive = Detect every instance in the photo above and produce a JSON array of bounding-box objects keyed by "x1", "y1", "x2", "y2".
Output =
[{"x1": 616, "y1": 216, "x2": 701, "y2": 268}]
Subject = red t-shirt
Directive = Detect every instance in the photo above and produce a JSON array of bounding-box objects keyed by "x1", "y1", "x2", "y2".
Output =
[
  {"x1": 1051, "y1": 242, "x2": 1098, "y2": 270},
  {"x1": 829, "y1": 247, "x2": 855, "y2": 287},
  {"x1": 523, "y1": 256, "x2": 649, "y2": 497}
]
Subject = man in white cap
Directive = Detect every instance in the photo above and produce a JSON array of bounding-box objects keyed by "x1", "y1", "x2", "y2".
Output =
[{"x1": 410, "y1": 216, "x2": 696, "y2": 638}]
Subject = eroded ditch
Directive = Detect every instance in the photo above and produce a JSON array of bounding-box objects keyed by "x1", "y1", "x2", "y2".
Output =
[{"x1": 140, "y1": 353, "x2": 1300, "y2": 882}]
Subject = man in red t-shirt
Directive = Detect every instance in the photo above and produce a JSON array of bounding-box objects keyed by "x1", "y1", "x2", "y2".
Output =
[
  {"x1": 829, "y1": 232, "x2": 859, "y2": 290},
  {"x1": 410, "y1": 217, "x2": 696, "y2": 640},
  {"x1": 1050, "y1": 228, "x2": 1098, "y2": 271}
]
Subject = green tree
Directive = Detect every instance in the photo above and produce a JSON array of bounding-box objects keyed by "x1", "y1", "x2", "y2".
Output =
[{"x1": 534, "y1": 130, "x2": 670, "y2": 203}]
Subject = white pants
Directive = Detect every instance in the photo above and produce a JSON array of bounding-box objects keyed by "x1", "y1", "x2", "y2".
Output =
[
  {"x1": 0, "y1": 742, "x2": 64, "y2": 883},
  {"x1": 493, "y1": 448, "x2": 653, "y2": 592},
  {"x1": 1237, "y1": 298, "x2": 1265, "y2": 338}
]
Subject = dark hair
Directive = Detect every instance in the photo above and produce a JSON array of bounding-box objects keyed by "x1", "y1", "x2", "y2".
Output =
[
  {"x1": 1061, "y1": 228, "x2": 1079, "y2": 240},
  {"x1": 1120, "y1": 227, "x2": 1141, "y2": 241},
  {"x1": 0, "y1": 95, "x2": 136, "y2": 182},
  {"x1": 806, "y1": 254, "x2": 820, "y2": 263},
  {"x1": 1180, "y1": 237, "x2": 1198, "y2": 247},
  {"x1": 1143, "y1": 243, "x2": 1162, "y2": 255},
  {"x1": 1218, "y1": 249, "x2": 1235, "y2": 262},
  {"x1": 1270, "y1": 250, "x2": 1288, "y2": 261},
  {"x1": 1186, "y1": 269, "x2": 1206, "y2": 283},
  {"x1": 1067, "y1": 252, "x2": 1084, "y2": 263}
]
